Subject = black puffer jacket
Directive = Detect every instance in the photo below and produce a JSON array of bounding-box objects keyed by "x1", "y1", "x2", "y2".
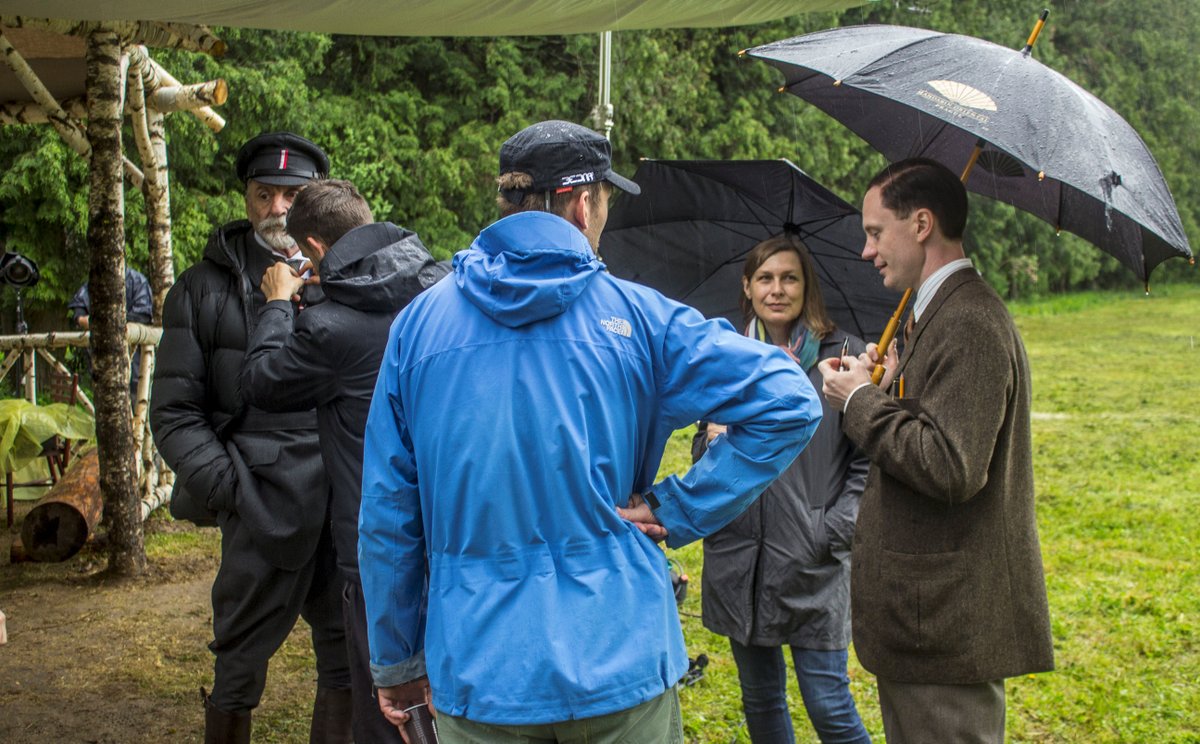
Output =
[
  {"x1": 240, "y1": 222, "x2": 448, "y2": 579},
  {"x1": 151, "y1": 221, "x2": 329, "y2": 569},
  {"x1": 696, "y1": 328, "x2": 869, "y2": 649}
]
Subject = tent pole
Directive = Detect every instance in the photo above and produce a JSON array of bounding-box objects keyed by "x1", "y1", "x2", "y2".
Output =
[{"x1": 591, "y1": 31, "x2": 613, "y2": 139}]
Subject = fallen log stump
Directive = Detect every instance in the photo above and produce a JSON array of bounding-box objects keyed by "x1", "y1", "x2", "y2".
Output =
[{"x1": 19, "y1": 447, "x2": 101, "y2": 562}]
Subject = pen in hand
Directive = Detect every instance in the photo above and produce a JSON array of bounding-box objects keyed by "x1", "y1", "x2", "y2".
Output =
[{"x1": 839, "y1": 337, "x2": 850, "y2": 371}]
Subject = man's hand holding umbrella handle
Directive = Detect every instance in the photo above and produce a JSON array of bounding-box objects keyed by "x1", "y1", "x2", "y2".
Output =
[
  {"x1": 378, "y1": 676, "x2": 434, "y2": 741},
  {"x1": 866, "y1": 340, "x2": 899, "y2": 391},
  {"x1": 618, "y1": 493, "x2": 668, "y2": 542}
]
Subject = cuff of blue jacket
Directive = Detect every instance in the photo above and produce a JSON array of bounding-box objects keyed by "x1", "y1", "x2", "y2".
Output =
[
  {"x1": 371, "y1": 649, "x2": 427, "y2": 687},
  {"x1": 652, "y1": 486, "x2": 702, "y2": 549}
]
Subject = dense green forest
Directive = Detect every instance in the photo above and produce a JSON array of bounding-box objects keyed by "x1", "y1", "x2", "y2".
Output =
[{"x1": 0, "y1": 0, "x2": 1196, "y2": 325}]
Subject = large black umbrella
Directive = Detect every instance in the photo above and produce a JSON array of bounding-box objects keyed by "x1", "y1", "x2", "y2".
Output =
[
  {"x1": 600, "y1": 158, "x2": 900, "y2": 341},
  {"x1": 746, "y1": 23, "x2": 1193, "y2": 281}
]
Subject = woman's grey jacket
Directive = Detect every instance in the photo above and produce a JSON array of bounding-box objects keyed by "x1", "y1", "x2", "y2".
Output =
[{"x1": 695, "y1": 328, "x2": 869, "y2": 649}]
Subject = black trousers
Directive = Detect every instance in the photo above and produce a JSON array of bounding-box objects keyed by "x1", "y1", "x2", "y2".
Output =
[
  {"x1": 343, "y1": 578, "x2": 406, "y2": 742},
  {"x1": 208, "y1": 511, "x2": 350, "y2": 713}
]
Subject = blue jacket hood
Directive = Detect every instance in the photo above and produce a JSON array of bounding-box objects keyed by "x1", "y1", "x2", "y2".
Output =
[{"x1": 453, "y1": 212, "x2": 603, "y2": 328}]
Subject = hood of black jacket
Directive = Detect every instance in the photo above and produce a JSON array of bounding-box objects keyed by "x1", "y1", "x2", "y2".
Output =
[
  {"x1": 203, "y1": 219, "x2": 257, "y2": 272},
  {"x1": 319, "y1": 222, "x2": 448, "y2": 314}
]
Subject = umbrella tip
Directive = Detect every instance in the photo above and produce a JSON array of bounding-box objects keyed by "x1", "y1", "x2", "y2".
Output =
[{"x1": 737, "y1": 48, "x2": 748, "y2": 57}]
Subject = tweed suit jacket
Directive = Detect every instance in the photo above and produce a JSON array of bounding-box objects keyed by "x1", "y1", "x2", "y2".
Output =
[{"x1": 841, "y1": 267, "x2": 1054, "y2": 684}]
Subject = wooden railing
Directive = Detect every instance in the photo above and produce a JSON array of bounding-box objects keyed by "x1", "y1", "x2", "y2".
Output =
[{"x1": 0, "y1": 323, "x2": 172, "y2": 519}]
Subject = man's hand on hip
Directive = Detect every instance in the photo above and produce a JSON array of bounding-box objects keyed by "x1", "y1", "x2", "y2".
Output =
[{"x1": 617, "y1": 493, "x2": 668, "y2": 542}]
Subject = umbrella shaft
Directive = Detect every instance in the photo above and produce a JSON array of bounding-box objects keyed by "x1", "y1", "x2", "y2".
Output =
[{"x1": 871, "y1": 288, "x2": 912, "y2": 385}]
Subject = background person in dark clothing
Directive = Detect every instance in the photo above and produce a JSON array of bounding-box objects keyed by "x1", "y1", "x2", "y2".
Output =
[
  {"x1": 694, "y1": 234, "x2": 871, "y2": 744},
  {"x1": 68, "y1": 266, "x2": 153, "y2": 399},
  {"x1": 150, "y1": 132, "x2": 352, "y2": 744},
  {"x1": 240, "y1": 179, "x2": 447, "y2": 743}
]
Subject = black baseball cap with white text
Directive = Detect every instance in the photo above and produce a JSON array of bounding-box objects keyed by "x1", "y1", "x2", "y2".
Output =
[{"x1": 499, "y1": 120, "x2": 640, "y2": 198}]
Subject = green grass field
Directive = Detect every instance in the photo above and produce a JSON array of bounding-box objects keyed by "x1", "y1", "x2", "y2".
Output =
[{"x1": 665, "y1": 283, "x2": 1200, "y2": 743}]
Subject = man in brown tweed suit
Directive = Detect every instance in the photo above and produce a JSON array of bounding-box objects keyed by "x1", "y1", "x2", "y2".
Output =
[{"x1": 819, "y1": 158, "x2": 1053, "y2": 743}]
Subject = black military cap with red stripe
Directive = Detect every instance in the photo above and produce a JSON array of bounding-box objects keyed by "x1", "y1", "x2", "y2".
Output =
[{"x1": 236, "y1": 131, "x2": 329, "y2": 186}]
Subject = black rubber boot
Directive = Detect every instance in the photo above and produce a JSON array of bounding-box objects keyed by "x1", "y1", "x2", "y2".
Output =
[
  {"x1": 202, "y1": 687, "x2": 251, "y2": 744},
  {"x1": 309, "y1": 686, "x2": 354, "y2": 744}
]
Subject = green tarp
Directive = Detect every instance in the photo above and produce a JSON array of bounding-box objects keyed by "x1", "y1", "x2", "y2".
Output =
[
  {"x1": 0, "y1": 398, "x2": 94, "y2": 483},
  {"x1": 0, "y1": 1, "x2": 872, "y2": 36}
]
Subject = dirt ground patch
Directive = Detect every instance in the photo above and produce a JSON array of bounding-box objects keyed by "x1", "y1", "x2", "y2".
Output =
[{"x1": 0, "y1": 505, "x2": 320, "y2": 743}]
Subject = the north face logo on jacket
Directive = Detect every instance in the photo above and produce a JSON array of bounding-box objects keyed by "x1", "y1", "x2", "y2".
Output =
[{"x1": 600, "y1": 316, "x2": 632, "y2": 337}]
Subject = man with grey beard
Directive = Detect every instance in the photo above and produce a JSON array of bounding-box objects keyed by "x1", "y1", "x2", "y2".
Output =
[{"x1": 151, "y1": 132, "x2": 353, "y2": 744}]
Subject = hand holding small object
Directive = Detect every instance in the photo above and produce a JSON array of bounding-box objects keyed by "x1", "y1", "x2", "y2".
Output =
[{"x1": 261, "y1": 262, "x2": 306, "y2": 303}]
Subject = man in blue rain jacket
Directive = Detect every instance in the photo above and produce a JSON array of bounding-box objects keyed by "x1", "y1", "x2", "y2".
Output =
[{"x1": 360, "y1": 120, "x2": 823, "y2": 742}]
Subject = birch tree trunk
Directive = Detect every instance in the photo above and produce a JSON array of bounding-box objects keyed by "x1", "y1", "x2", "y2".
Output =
[
  {"x1": 85, "y1": 27, "x2": 145, "y2": 576},
  {"x1": 127, "y1": 59, "x2": 174, "y2": 322},
  {"x1": 146, "y1": 108, "x2": 174, "y2": 321}
]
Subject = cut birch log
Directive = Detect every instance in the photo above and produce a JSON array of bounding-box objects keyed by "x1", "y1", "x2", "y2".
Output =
[
  {"x1": 141, "y1": 484, "x2": 171, "y2": 522},
  {"x1": 0, "y1": 97, "x2": 88, "y2": 124},
  {"x1": 0, "y1": 17, "x2": 225, "y2": 56},
  {"x1": 0, "y1": 29, "x2": 90, "y2": 151},
  {"x1": 19, "y1": 447, "x2": 101, "y2": 562},
  {"x1": 148, "y1": 79, "x2": 228, "y2": 113},
  {"x1": 130, "y1": 46, "x2": 225, "y2": 132},
  {"x1": 0, "y1": 323, "x2": 162, "y2": 351}
]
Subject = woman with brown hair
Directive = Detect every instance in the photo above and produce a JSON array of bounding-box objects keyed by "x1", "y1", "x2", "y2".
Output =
[{"x1": 694, "y1": 232, "x2": 872, "y2": 743}]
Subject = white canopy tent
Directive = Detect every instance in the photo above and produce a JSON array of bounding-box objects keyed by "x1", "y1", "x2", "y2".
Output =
[{"x1": 0, "y1": 1, "x2": 872, "y2": 36}]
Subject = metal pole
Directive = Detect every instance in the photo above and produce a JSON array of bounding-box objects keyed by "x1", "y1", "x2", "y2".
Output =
[{"x1": 591, "y1": 31, "x2": 614, "y2": 139}]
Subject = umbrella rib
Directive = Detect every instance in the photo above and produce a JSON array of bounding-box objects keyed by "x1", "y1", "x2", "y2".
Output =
[{"x1": 913, "y1": 119, "x2": 953, "y2": 159}]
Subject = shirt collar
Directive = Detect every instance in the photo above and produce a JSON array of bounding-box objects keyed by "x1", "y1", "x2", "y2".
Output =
[{"x1": 914, "y1": 258, "x2": 974, "y2": 322}]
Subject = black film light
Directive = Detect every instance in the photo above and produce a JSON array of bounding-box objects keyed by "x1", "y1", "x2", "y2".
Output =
[
  {"x1": 0, "y1": 251, "x2": 40, "y2": 334},
  {"x1": 0, "y1": 252, "x2": 40, "y2": 288}
]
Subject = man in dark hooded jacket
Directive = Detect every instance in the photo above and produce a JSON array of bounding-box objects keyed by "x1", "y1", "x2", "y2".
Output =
[
  {"x1": 240, "y1": 178, "x2": 448, "y2": 743},
  {"x1": 68, "y1": 266, "x2": 153, "y2": 400},
  {"x1": 150, "y1": 132, "x2": 352, "y2": 744}
]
